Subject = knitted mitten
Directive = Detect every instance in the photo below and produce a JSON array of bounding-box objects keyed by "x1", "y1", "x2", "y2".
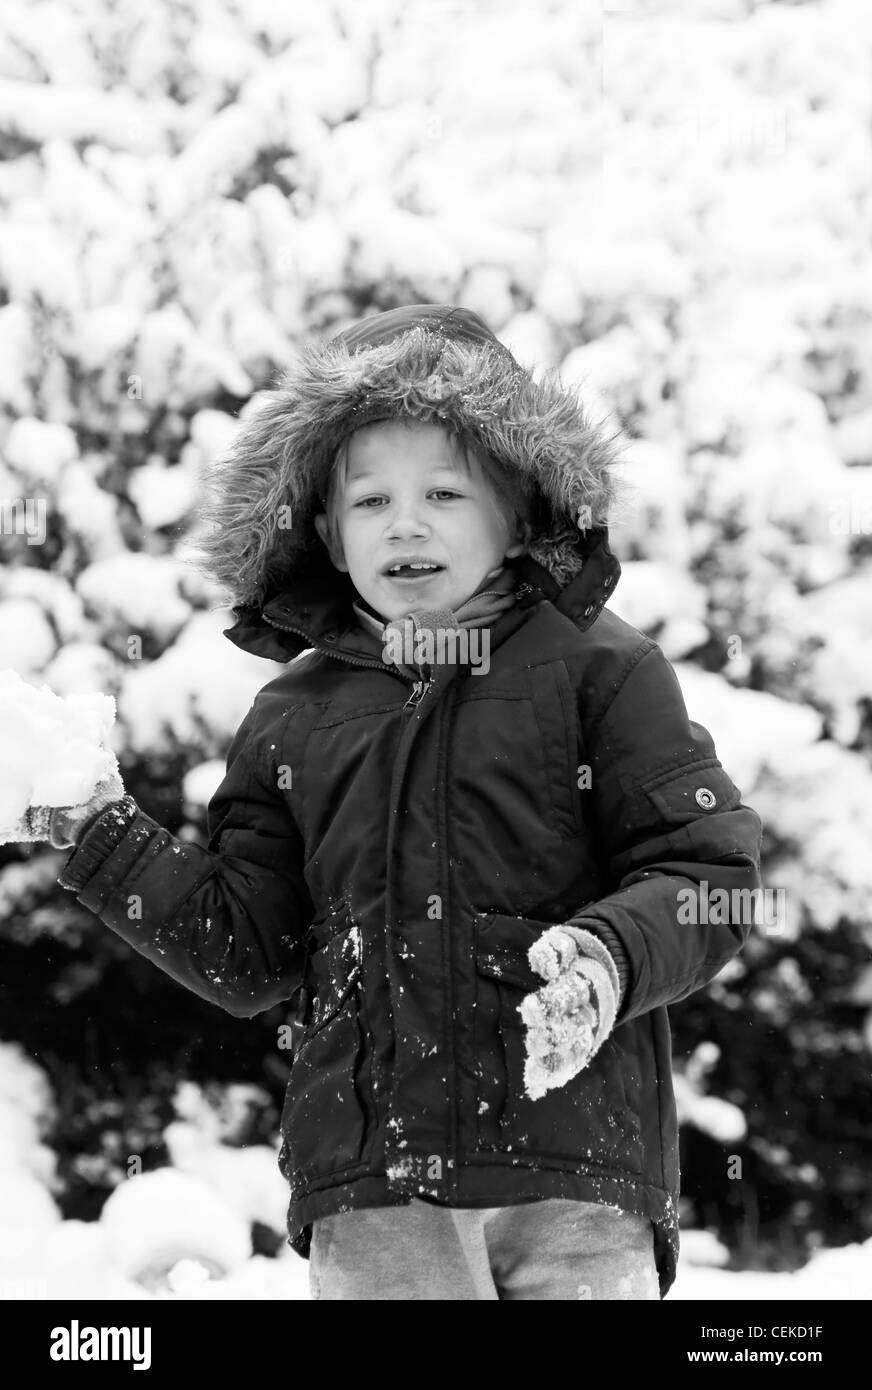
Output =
[
  {"x1": 520, "y1": 923, "x2": 621, "y2": 1101},
  {"x1": 0, "y1": 766, "x2": 126, "y2": 848}
]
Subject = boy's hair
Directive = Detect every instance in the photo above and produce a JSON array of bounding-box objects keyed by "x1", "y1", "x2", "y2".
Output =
[{"x1": 318, "y1": 421, "x2": 534, "y2": 552}]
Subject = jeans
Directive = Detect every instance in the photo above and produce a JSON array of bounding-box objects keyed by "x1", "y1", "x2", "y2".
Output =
[{"x1": 309, "y1": 1196, "x2": 659, "y2": 1300}]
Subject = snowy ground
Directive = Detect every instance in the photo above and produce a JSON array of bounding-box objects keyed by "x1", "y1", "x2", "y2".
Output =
[{"x1": 2, "y1": 1201, "x2": 868, "y2": 1302}]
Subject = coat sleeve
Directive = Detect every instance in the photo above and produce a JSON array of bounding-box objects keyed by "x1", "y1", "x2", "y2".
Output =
[
  {"x1": 571, "y1": 640, "x2": 763, "y2": 1026},
  {"x1": 56, "y1": 700, "x2": 314, "y2": 1019}
]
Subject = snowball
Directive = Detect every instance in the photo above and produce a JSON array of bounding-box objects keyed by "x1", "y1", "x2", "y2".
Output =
[{"x1": 0, "y1": 669, "x2": 117, "y2": 829}]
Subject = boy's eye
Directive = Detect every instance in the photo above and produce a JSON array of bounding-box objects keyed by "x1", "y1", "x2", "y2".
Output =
[{"x1": 351, "y1": 490, "x2": 463, "y2": 507}]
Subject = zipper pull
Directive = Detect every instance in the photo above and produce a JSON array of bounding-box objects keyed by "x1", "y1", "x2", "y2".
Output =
[{"x1": 403, "y1": 677, "x2": 432, "y2": 710}]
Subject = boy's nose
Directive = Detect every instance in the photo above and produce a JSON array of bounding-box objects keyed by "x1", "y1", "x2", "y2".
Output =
[{"x1": 386, "y1": 513, "x2": 430, "y2": 539}]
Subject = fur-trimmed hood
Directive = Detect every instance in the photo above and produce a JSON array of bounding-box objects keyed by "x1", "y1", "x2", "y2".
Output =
[{"x1": 190, "y1": 304, "x2": 626, "y2": 655}]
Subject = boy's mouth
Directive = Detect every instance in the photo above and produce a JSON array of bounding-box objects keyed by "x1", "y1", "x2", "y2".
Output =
[{"x1": 382, "y1": 560, "x2": 445, "y2": 581}]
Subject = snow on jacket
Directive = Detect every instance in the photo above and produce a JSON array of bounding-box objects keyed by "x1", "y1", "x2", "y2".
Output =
[{"x1": 58, "y1": 304, "x2": 763, "y2": 1297}]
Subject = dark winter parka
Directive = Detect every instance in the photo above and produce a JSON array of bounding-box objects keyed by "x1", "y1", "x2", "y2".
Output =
[{"x1": 58, "y1": 305, "x2": 763, "y2": 1297}]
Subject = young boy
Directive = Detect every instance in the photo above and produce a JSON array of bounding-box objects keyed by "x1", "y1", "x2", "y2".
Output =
[{"x1": 33, "y1": 303, "x2": 762, "y2": 1300}]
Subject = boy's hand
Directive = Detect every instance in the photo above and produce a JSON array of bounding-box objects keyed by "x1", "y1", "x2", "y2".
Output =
[
  {"x1": 0, "y1": 766, "x2": 126, "y2": 848},
  {"x1": 520, "y1": 924, "x2": 620, "y2": 1101}
]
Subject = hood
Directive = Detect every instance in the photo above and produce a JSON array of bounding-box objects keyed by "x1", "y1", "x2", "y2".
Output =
[{"x1": 189, "y1": 303, "x2": 625, "y2": 658}]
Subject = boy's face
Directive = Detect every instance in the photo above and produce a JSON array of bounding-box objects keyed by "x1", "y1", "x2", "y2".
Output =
[{"x1": 314, "y1": 419, "x2": 526, "y2": 621}]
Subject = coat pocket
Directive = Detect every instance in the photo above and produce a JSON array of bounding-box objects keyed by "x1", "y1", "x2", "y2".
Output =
[
  {"x1": 473, "y1": 911, "x2": 643, "y2": 1174},
  {"x1": 278, "y1": 911, "x2": 373, "y2": 1191}
]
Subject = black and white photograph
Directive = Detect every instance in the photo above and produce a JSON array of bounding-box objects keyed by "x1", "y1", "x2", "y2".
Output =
[{"x1": 0, "y1": 0, "x2": 869, "y2": 1332}]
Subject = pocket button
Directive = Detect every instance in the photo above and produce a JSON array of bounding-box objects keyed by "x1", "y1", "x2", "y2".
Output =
[{"x1": 695, "y1": 786, "x2": 717, "y2": 810}]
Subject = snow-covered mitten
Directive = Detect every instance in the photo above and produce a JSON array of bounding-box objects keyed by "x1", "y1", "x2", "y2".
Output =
[
  {"x1": 520, "y1": 924, "x2": 621, "y2": 1101},
  {"x1": 49, "y1": 765, "x2": 127, "y2": 849},
  {"x1": 0, "y1": 766, "x2": 126, "y2": 848}
]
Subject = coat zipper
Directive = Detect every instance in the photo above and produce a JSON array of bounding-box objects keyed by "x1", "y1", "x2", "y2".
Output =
[
  {"x1": 402, "y1": 675, "x2": 433, "y2": 710},
  {"x1": 262, "y1": 612, "x2": 439, "y2": 711},
  {"x1": 262, "y1": 613, "x2": 412, "y2": 685},
  {"x1": 266, "y1": 607, "x2": 450, "y2": 1189}
]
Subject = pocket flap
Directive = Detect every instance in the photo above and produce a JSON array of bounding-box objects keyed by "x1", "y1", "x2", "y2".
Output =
[
  {"x1": 474, "y1": 911, "x2": 561, "y2": 993},
  {"x1": 642, "y1": 761, "x2": 741, "y2": 824}
]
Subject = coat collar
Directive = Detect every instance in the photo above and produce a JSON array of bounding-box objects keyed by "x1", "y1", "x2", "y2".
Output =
[{"x1": 222, "y1": 530, "x2": 621, "y2": 666}]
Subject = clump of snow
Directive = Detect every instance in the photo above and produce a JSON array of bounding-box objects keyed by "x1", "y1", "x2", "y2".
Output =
[
  {"x1": 0, "y1": 569, "x2": 90, "y2": 647},
  {"x1": 128, "y1": 457, "x2": 199, "y2": 530},
  {"x1": 671, "y1": 1236, "x2": 872, "y2": 1301},
  {"x1": 187, "y1": 408, "x2": 244, "y2": 462},
  {"x1": 119, "y1": 610, "x2": 283, "y2": 755},
  {"x1": 608, "y1": 561, "x2": 709, "y2": 658},
  {"x1": 43, "y1": 643, "x2": 122, "y2": 701},
  {"x1": 2, "y1": 417, "x2": 78, "y2": 484},
  {"x1": 675, "y1": 1041, "x2": 747, "y2": 1144},
  {"x1": 182, "y1": 759, "x2": 227, "y2": 811},
  {"x1": 0, "y1": 1041, "x2": 58, "y2": 1186},
  {"x1": 57, "y1": 461, "x2": 127, "y2": 560},
  {"x1": 76, "y1": 553, "x2": 195, "y2": 645},
  {"x1": 99, "y1": 1168, "x2": 252, "y2": 1291},
  {"x1": 679, "y1": 1229, "x2": 730, "y2": 1269},
  {"x1": 0, "y1": 599, "x2": 57, "y2": 676},
  {"x1": 0, "y1": 1043, "x2": 62, "y2": 1278},
  {"x1": 0, "y1": 669, "x2": 118, "y2": 832},
  {"x1": 163, "y1": 1082, "x2": 290, "y2": 1235},
  {"x1": 0, "y1": 1042, "x2": 311, "y2": 1300},
  {"x1": 674, "y1": 665, "x2": 822, "y2": 795}
]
